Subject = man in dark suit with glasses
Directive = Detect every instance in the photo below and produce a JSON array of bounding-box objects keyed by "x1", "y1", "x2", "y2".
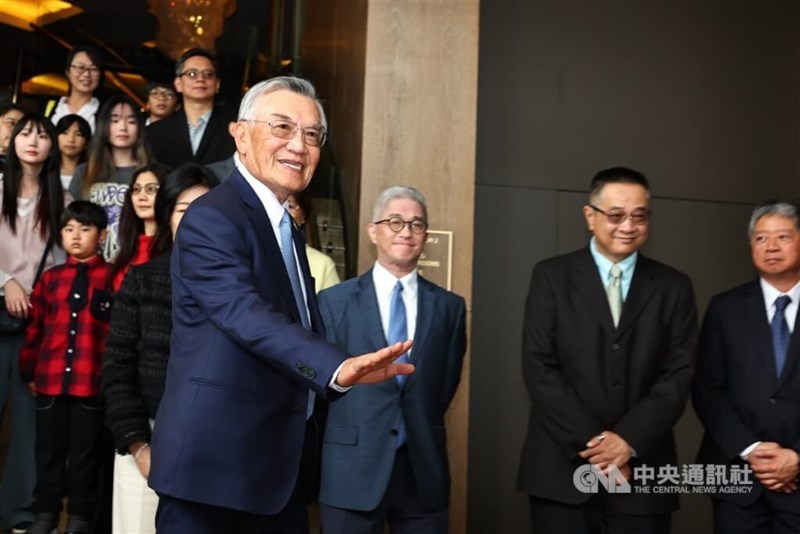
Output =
[{"x1": 517, "y1": 167, "x2": 698, "y2": 534}]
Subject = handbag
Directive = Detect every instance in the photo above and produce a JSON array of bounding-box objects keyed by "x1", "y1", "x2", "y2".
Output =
[{"x1": 0, "y1": 237, "x2": 54, "y2": 336}]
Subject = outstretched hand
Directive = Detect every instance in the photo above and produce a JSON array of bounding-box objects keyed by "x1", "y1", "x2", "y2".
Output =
[{"x1": 335, "y1": 341, "x2": 415, "y2": 387}]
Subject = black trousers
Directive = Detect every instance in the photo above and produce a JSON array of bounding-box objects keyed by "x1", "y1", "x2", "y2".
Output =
[
  {"x1": 713, "y1": 497, "x2": 800, "y2": 534},
  {"x1": 34, "y1": 394, "x2": 103, "y2": 519},
  {"x1": 529, "y1": 495, "x2": 671, "y2": 534}
]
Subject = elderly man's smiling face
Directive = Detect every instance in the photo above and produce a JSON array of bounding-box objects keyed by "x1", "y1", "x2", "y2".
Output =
[{"x1": 234, "y1": 89, "x2": 322, "y2": 203}]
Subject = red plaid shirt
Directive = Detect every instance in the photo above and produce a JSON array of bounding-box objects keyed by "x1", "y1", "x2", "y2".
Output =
[{"x1": 20, "y1": 255, "x2": 113, "y2": 397}]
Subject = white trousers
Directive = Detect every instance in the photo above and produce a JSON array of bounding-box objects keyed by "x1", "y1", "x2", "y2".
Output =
[{"x1": 111, "y1": 452, "x2": 158, "y2": 534}]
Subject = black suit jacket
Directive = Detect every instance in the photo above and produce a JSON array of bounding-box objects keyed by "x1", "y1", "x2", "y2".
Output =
[
  {"x1": 517, "y1": 247, "x2": 697, "y2": 514},
  {"x1": 693, "y1": 280, "x2": 800, "y2": 509},
  {"x1": 146, "y1": 107, "x2": 235, "y2": 168}
]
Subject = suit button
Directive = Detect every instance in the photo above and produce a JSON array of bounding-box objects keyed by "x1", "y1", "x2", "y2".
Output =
[
  {"x1": 390, "y1": 429, "x2": 399, "y2": 436},
  {"x1": 295, "y1": 363, "x2": 305, "y2": 371},
  {"x1": 305, "y1": 369, "x2": 316, "y2": 379},
  {"x1": 611, "y1": 343, "x2": 620, "y2": 350},
  {"x1": 769, "y1": 398, "x2": 778, "y2": 406}
]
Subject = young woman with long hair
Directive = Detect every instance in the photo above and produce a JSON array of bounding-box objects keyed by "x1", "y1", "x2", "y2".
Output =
[
  {"x1": 109, "y1": 163, "x2": 170, "y2": 291},
  {"x1": 67, "y1": 95, "x2": 154, "y2": 259},
  {"x1": 0, "y1": 113, "x2": 69, "y2": 533}
]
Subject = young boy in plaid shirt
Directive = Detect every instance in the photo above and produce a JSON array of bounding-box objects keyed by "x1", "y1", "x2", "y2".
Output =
[{"x1": 20, "y1": 201, "x2": 113, "y2": 534}]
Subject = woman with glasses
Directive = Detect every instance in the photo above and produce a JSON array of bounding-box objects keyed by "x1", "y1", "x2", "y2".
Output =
[
  {"x1": 68, "y1": 95, "x2": 155, "y2": 260},
  {"x1": 109, "y1": 163, "x2": 170, "y2": 292},
  {"x1": 48, "y1": 45, "x2": 104, "y2": 133},
  {"x1": 103, "y1": 164, "x2": 219, "y2": 534}
]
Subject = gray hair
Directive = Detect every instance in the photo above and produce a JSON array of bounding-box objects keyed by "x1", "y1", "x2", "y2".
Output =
[
  {"x1": 748, "y1": 201, "x2": 800, "y2": 237},
  {"x1": 237, "y1": 76, "x2": 327, "y2": 131},
  {"x1": 372, "y1": 186, "x2": 428, "y2": 222}
]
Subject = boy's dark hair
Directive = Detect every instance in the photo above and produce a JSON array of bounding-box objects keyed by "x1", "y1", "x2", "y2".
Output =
[{"x1": 60, "y1": 201, "x2": 108, "y2": 230}]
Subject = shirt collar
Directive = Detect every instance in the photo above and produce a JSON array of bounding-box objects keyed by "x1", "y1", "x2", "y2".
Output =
[
  {"x1": 236, "y1": 157, "x2": 286, "y2": 227},
  {"x1": 760, "y1": 278, "x2": 800, "y2": 309},
  {"x1": 66, "y1": 254, "x2": 105, "y2": 268},
  {"x1": 188, "y1": 109, "x2": 213, "y2": 128},
  {"x1": 372, "y1": 261, "x2": 418, "y2": 299},
  {"x1": 589, "y1": 237, "x2": 638, "y2": 283}
]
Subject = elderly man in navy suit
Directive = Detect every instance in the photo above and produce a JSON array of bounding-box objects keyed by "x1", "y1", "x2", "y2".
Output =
[
  {"x1": 148, "y1": 77, "x2": 413, "y2": 533},
  {"x1": 694, "y1": 200, "x2": 800, "y2": 533},
  {"x1": 317, "y1": 186, "x2": 467, "y2": 534}
]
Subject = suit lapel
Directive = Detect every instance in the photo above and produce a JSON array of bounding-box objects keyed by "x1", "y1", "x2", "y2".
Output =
[
  {"x1": 616, "y1": 255, "x2": 657, "y2": 337},
  {"x1": 194, "y1": 108, "x2": 220, "y2": 160},
  {"x1": 172, "y1": 110, "x2": 194, "y2": 160},
  {"x1": 745, "y1": 282, "x2": 779, "y2": 383},
  {"x1": 356, "y1": 271, "x2": 390, "y2": 351},
  {"x1": 230, "y1": 172, "x2": 300, "y2": 323},
  {"x1": 572, "y1": 248, "x2": 616, "y2": 336},
  {"x1": 358, "y1": 272, "x2": 399, "y2": 393}
]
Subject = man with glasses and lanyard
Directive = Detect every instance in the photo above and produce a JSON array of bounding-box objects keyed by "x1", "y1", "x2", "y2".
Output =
[
  {"x1": 316, "y1": 186, "x2": 467, "y2": 534},
  {"x1": 146, "y1": 48, "x2": 235, "y2": 168},
  {"x1": 517, "y1": 167, "x2": 698, "y2": 534}
]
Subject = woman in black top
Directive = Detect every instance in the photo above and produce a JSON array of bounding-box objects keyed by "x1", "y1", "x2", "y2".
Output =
[{"x1": 101, "y1": 163, "x2": 218, "y2": 533}]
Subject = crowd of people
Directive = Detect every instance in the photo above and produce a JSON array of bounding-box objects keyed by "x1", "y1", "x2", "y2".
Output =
[
  {"x1": 2, "y1": 41, "x2": 800, "y2": 534},
  {"x1": 0, "y1": 46, "x2": 357, "y2": 534}
]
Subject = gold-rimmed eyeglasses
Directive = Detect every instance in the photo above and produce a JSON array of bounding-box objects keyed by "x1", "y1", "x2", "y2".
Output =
[{"x1": 241, "y1": 119, "x2": 327, "y2": 147}]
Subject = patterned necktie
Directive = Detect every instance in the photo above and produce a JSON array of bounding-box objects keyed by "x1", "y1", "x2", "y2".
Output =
[
  {"x1": 68, "y1": 263, "x2": 89, "y2": 312},
  {"x1": 772, "y1": 295, "x2": 791, "y2": 377},
  {"x1": 606, "y1": 264, "x2": 623, "y2": 327},
  {"x1": 279, "y1": 210, "x2": 314, "y2": 417},
  {"x1": 388, "y1": 281, "x2": 409, "y2": 447}
]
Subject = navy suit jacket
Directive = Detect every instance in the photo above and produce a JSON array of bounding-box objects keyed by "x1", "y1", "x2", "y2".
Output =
[
  {"x1": 146, "y1": 106, "x2": 236, "y2": 168},
  {"x1": 317, "y1": 270, "x2": 466, "y2": 511},
  {"x1": 517, "y1": 247, "x2": 697, "y2": 514},
  {"x1": 149, "y1": 170, "x2": 349, "y2": 515},
  {"x1": 693, "y1": 280, "x2": 800, "y2": 509}
]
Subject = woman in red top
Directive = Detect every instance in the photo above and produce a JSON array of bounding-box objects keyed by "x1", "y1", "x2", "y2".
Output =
[{"x1": 109, "y1": 164, "x2": 170, "y2": 291}]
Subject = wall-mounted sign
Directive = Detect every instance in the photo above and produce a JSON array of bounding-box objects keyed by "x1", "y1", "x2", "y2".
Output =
[{"x1": 418, "y1": 230, "x2": 453, "y2": 290}]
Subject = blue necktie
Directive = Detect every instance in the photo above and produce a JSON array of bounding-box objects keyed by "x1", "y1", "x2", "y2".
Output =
[
  {"x1": 279, "y1": 210, "x2": 314, "y2": 417},
  {"x1": 771, "y1": 295, "x2": 791, "y2": 377},
  {"x1": 388, "y1": 281, "x2": 409, "y2": 447}
]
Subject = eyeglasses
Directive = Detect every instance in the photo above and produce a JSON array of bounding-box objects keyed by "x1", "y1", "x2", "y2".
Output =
[
  {"x1": 588, "y1": 205, "x2": 650, "y2": 225},
  {"x1": 179, "y1": 69, "x2": 217, "y2": 80},
  {"x1": 149, "y1": 89, "x2": 176, "y2": 100},
  {"x1": 131, "y1": 184, "x2": 160, "y2": 195},
  {"x1": 70, "y1": 64, "x2": 100, "y2": 75},
  {"x1": 373, "y1": 217, "x2": 428, "y2": 234},
  {"x1": 241, "y1": 119, "x2": 327, "y2": 147}
]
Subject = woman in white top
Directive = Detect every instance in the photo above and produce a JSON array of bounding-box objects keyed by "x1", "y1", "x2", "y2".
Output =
[
  {"x1": 56, "y1": 115, "x2": 91, "y2": 190},
  {"x1": 0, "y1": 113, "x2": 69, "y2": 532},
  {"x1": 49, "y1": 45, "x2": 104, "y2": 133}
]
